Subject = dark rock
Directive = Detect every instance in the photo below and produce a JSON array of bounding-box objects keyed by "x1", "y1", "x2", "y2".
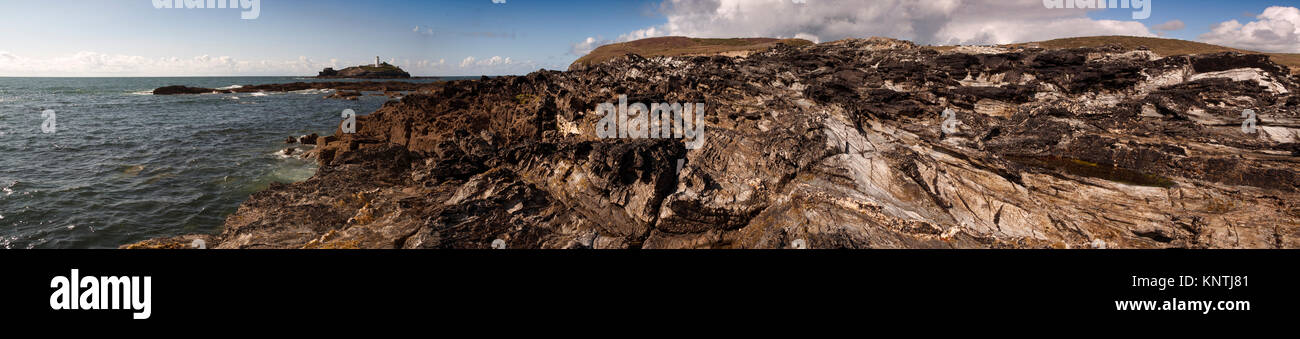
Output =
[
  {"x1": 316, "y1": 63, "x2": 411, "y2": 79},
  {"x1": 299, "y1": 133, "x2": 319, "y2": 145},
  {"x1": 130, "y1": 38, "x2": 1300, "y2": 249},
  {"x1": 153, "y1": 85, "x2": 226, "y2": 95},
  {"x1": 318, "y1": 135, "x2": 338, "y2": 147}
]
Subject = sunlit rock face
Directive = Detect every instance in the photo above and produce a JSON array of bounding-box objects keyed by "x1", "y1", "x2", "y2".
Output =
[{"x1": 130, "y1": 38, "x2": 1300, "y2": 249}]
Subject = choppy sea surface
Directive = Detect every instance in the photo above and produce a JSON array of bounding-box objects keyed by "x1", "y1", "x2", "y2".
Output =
[{"x1": 0, "y1": 77, "x2": 462, "y2": 248}]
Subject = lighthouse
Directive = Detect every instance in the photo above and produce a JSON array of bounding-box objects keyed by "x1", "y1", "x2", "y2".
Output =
[{"x1": 375, "y1": 56, "x2": 381, "y2": 67}]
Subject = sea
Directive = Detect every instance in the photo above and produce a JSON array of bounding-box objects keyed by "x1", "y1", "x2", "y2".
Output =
[{"x1": 0, "y1": 76, "x2": 467, "y2": 248}]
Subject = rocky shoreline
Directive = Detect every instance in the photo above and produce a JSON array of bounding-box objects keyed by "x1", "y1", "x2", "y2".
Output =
[{"x1": 128, "y1": 38, "x2": 1300, "y2": 249}]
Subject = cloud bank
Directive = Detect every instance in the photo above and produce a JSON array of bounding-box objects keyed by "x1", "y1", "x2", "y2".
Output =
[
  {"x1": 0, "y1": 51, "x2": 332, "y2": 77},
  {"x1": 1200, "y1": 6, "x2": 1300, "y2": 53},
  {"x1": 606, "y1": 0, "x2": 1154, "y2": 46},
  {"x1": 0, "y1": 51, "x2": 541, "y2": 77}
]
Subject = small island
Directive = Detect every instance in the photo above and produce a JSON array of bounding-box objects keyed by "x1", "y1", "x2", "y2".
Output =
[{"x1": 317, "y1": 57, "x2": 412, "y2": 79}]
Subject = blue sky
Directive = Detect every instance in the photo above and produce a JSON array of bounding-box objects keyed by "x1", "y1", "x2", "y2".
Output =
[
  {"x1": 0, "y1": 0, "x2": 1297, "y2": 76},
  {"x1": 1087, "y1": 0, "x2": 1281, "y2": 40}
]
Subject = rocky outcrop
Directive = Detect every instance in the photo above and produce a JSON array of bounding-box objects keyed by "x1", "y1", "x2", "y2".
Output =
[
  {"x1": 299, "y1": 133, "x2": 319, "y2": 145},
  {"x1": 317, "y1": 63, "x2": 411, "y2": 79},
  {"x1": 153, "y1": 85, "x2": 223, "y2": 95},
  {"x1": 132, "y1": 37, "x2": 1300, "y2": 249}
]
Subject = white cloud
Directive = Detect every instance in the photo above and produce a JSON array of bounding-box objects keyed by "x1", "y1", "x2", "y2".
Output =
[
  {"x1": 619, "y1": 0, "x2": 1153, "y2": 46},
  {"x1": 453, "y1": 55, "x2": 536, "y2": 75},
  {"x1": 571, "y1": 36, "x2": 609, "y2": 55},
  {"x1": 793, "y1": 33, "x2": 820, "y2": 44},
  {"x1": 1200, "y1": 6, "x2": 1300, "y2": 53},
  {"x1": 413, "y1": 25, "x2": 434, "y2": 36},
  {"x1": 460, "y1": 55, "x2": 513, "y2": 68},
  {"x1": 617, "y1": 26, "x2": 663, "y2": 43},
  {"x1": 569, "y1": 27, "x2": 667, "y2": 56},
  {"x1": 388, "y1": 58, "x2": 450, "y2": 75}
]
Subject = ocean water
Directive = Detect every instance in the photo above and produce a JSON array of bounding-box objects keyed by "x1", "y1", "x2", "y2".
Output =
[{"x1": 0, "y1": 77, "x2": 457, "y2": 249}]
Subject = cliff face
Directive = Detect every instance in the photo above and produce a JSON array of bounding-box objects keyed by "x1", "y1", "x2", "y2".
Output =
[{"x1": 130, "y1": 38, "x2": 1300, "y2": 249}]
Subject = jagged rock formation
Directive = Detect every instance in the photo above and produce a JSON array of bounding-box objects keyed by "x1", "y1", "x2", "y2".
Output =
[
  {"x1": 1001, "y1": 36, "x2": 1300, "y2": 75},
  {"x1": 129, "y1": 37, "x2": 1300, "y2": 249}
]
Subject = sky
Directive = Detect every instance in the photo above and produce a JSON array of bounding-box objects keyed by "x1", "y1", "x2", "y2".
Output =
[{"x1": 0, "y1": 0, "x2": 1297, "y2": 77}]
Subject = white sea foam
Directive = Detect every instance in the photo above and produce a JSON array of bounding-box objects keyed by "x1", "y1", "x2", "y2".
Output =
[
  {"x1": 250, "y1": 92, "x2": 268, "y2": 97},
  {"x1": 129, "y1": 90, "x2": 154, "y2": 95},
  {"x1": 216, "y1": 85, "x2": 244, "y2": 90},
  {"x1": 292, "y1": 88, "x2": 334, "y2": 95},
  {"x1": 271, "y1": 144, "x2": 315, "y2": 159}
]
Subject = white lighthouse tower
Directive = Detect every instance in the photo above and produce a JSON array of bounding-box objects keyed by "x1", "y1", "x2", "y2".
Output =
[{"x1": 375, "y1": 56, "x2": 381, "y2": 67}]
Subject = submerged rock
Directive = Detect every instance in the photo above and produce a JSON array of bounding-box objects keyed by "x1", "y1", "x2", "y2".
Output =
[
  {"x1": 131, "y1": 38, "x2": 1300, "y2": 249},
  {"x1": 324, "y1": 90, "x2": 362, "y2": 100}
]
